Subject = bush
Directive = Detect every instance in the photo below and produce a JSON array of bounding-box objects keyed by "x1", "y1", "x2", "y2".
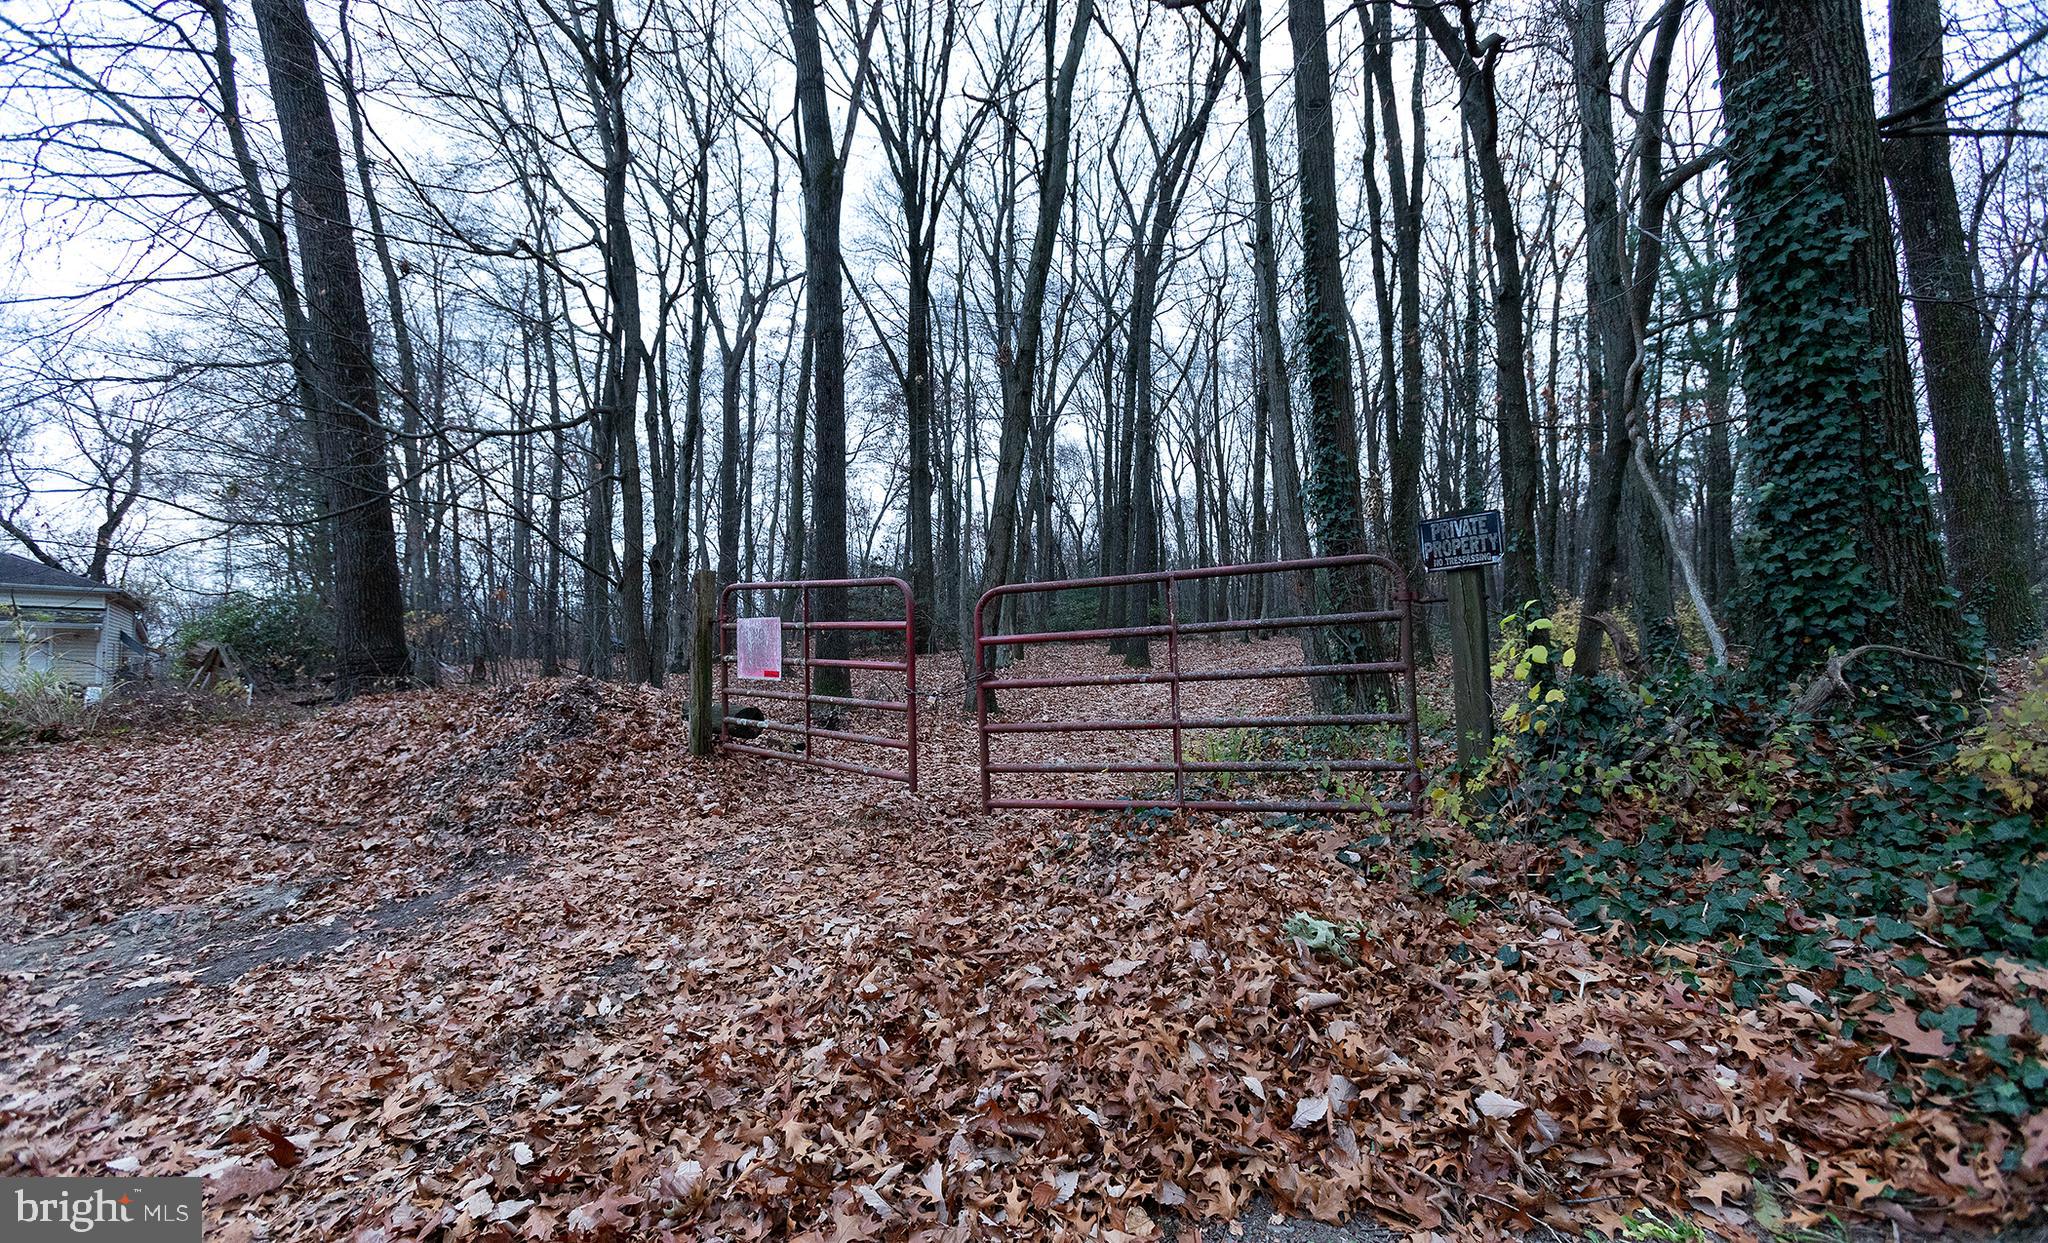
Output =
[
  {"x1": 1462, "y1": 644, "x2": 2048, "y2": 1117},
  {"x1": 0, "y1": 668, "x2": 99, "y2": 743},
  {"x1": 173, "y1": 592, "x2": 331, "y2": 683},
  {"x1": 1956, "y1": 652, "x2": 2048, "y2": 813}
]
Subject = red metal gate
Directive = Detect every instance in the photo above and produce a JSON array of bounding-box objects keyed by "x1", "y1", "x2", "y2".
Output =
[
  {"x1": 718, "y1": 577, "x2": 917, "y2": 790},
  {"x1": 973, "y1": 555, "x2": 1420, "y2": 815}
]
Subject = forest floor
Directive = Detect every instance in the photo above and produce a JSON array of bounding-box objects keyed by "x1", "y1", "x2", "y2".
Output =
[{"x1": 0, "y1": 646, "x2": 2042, "y2": 1241}]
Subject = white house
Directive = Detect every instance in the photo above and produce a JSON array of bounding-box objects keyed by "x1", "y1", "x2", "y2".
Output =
[{"x1": 0, "y1": 552, "x2": 154, "y2": 692}]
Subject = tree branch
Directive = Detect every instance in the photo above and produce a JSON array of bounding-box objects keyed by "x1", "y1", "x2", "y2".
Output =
[
  {"x1": 0, "y1": 517, "x2": 71, "y2": 572},
  {"x1": 1788, "y1": 645, "x2": 1986, "y2": 717},
  {"x1": 1877, "y1": 24, "x2": 2048, "y2": 130}
]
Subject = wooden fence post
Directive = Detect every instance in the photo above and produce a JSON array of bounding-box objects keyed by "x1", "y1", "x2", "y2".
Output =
[
  {"x1": 689, "y1": 569, "x2": 717, "y2": 757},
  {"x1": 1447, "y1": 567, "x2": 1494, "y2": 769}
]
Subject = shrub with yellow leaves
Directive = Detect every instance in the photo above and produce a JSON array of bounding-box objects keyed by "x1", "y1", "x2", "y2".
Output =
[{"x1": 1955, "y1": 652, "x2": 2048, "y2": 812}]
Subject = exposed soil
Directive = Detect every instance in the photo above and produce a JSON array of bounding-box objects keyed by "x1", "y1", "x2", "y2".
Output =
[{"x1": 2, "y1": 854, "x2": 523, "y2": 1033}]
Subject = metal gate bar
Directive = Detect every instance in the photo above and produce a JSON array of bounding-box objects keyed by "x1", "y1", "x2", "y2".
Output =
[
  {"x1": 719, "y1": 576, "x2": 917, "y2": 790},
  {"x1": 973, "y1": 554, "x2": 1420, "y2": 815}
]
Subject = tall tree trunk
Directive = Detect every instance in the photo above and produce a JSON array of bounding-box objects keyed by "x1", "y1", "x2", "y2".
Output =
[
  {"x1": 1714, "y1": 0, "x2": 1965, "y2": 685},
  {"x1": 1123, "y1": 257, "x2": 1164, "y2": 668},
  {"x1": 1455, "y1": 132, "x2": 1485, "y2": 509},
  {"x1": 742, "y1": 330, "x2": 761, "y2": 579},
  {"x1": 335, "y1": 7, "x2": 429, "y2": 645},
  {"x1": 789, "y1": 0, "x2": 863, "y2": 696},
  {"x1": 1247, "y1": 317, "x2": 1271, "y2": 622},
  {"x1": 582, "y1": 411, "x2": 614, "y2": 676},
  {"x1": 717, "y1": 336, "x2": 745, "y2": 584},
  {"x1": 784, "y1": 332, "x2": 811, "y2": 609},
  {"x1": 249, "y1": 0, "x2": 410, "y2": 696},
  {"x1": 674, "y1": 129, "x2": 715, "y2": 669},
  {"x1": 1118, "y1": 22, "x2": 1235, "y2": 666},
  {"x1": 905, "y1": 241, "x2": 938, "y2": 651},
  {"x1": 1567, "y1": 0, "x2": 1634, "y2": 675},
  {"x1": 864, "y1": 0, "x2": 972, "y2": 654},
  {"x1": 1097, "y1": 322, "x2": 1125, "y2": 626},
  {"x1": 644, "y1": 323, "x2": 675, "y2": 677},
  {"x1": 510, "y1": 336, "x2": 534, "y2": 659},
  {"x1": 975, "y1": 0, "x2": 1091, "y2": 708},
  {"x1": 542, "y1": 424, "x2": 565, "y2": 677},
  {"x1": 934, "y1": 293, "x2": 961, "y2": 642},
  {"x1": 1365, "y1": 2, "x2": 1430, "y2": 659},
  {"x1": 1882, "y1": 0, "x2": 2039, "y2": 649},
  {"x1": 1996, "y1": 285, "x2": 2042, "y2": 567},
  {"x1": 1422, "y1": 8, "x2": 1541, "y2": 610},
  {"x1": 1241, "y1": 0, "x2": 1311, "y2": 610},
  {"x1": 1289, "y1": 0, "x2": 1381, "y2": 709},
  {"x1": 561, "y1": 0, "x2": 652, "y2": 682},
  {"x1": 1540, "y1": 258, "x2": 1567, "y2": 590},
  {"x1": 1700, "y1": 346, "x2": 1737, "y2": 614},
  {"x1": 1358, "y1": 16, "x2": 1399, "y2": 555}
]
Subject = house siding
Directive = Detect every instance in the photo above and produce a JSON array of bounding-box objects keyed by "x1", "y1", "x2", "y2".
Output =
[
  {"x1": 101, "y1": 603, "x2": 136, "y2": 676},
  {"x1": 0, "y1": 585, "x2": 139, "y2": 690},
  {"x1": 49, "y1": 630, "x2": 102, "y2": 685}
]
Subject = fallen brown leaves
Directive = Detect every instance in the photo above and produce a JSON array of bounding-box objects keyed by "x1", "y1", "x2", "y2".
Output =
[{"x1": 0, "y1": 673, "x2": 2039, "y2": 1240}]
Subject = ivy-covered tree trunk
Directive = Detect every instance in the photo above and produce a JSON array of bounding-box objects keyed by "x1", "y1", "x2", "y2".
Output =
[
  {"x1": 1288, "y1": 0, "x2": 1382, "y2": 710},
  {"x1": 1882, "y1": 0, "x2": 2039, "y2": 650},
  {"x1": 1714, "y1": 0, "x2": 1965, "y2": 686}
]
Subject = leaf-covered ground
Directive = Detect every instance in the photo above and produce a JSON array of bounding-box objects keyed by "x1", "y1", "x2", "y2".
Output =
[{"x1": 0, "y1": 660, "x2": 2042, "y2": 1240}]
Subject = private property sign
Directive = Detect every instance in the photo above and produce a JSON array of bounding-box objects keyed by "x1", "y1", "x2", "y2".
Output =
[{"x1": 1418, "y1": 509, "x2": 1504, "y2": 573}]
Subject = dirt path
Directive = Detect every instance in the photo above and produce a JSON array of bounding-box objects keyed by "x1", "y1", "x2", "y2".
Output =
[{"x1": 1, "y1": 854, "x2": 523, "y2": 1035}]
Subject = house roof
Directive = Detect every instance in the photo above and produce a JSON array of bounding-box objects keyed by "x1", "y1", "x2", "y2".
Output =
[{"x1": 0, "y1": 551, "x2": 140, "y2": 607}]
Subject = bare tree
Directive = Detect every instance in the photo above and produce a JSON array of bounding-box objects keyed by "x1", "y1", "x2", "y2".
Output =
[
  {"x1": 250, "y1": 0, "x2": 411, "y2": 694},
  {"x1": 1882, "y1": 0, "x2": 2039, "y2": 649},
  {"x1": 973, "y1": 0, "x2": 1092, "y2": 708},
  {"x1": 1416, "y1": 1, "x2": 1541, "y2": 613}
]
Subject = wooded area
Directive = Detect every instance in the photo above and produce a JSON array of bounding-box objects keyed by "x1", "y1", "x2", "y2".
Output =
[
  {"x1": 1, "y1": 0, "x2": 2042, "y2": 700},
  {"x1": 5, "y1": 4, "x2": 2048, "y2": 1238}
]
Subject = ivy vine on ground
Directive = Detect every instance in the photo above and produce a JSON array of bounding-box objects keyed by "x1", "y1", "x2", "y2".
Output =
[{"x1": 1453, "y1": 621, "x2": 2048, "y2": 1135}]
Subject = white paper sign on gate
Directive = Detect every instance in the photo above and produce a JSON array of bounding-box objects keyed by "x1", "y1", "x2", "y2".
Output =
[{"x1": 736, "y1": 616, "x2": 784, "y2": 680}]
